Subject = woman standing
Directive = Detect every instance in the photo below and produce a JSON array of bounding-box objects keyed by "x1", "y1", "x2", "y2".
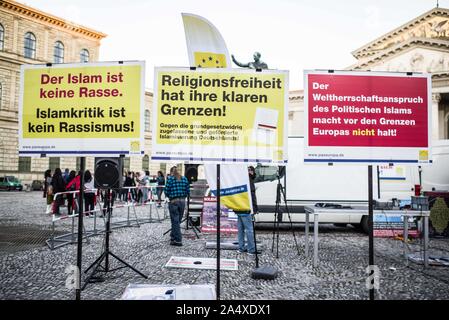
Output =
[
  {"x1": 66, "y1": 170, "x2": 76, "y2": 215},
  {"x1": 51, "y1": 168, "x2": 66, "y2": 215},
  {"x1": 156, "y1": 171, "x2": 165, "y2": 207},
  {"x1": 84, "y1": 170, "x2": 95, "y2": 216},
  {"x1": 165, "y1": 166, "x2": 190, "y2": 246},
  {"x1": 44, "y1": 169, "x2": 52, "y2": 214}
]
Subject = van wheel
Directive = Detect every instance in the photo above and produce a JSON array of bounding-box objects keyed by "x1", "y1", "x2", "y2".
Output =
[{"x1": 360, "y1": 216, "x2": 369, "y2": 234}]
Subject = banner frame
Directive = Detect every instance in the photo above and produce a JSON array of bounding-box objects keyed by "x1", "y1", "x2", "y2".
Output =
[
  {"x1": 18, "y1": 60, "x2": 146, "y2": 157},
  {"x1": 303, "y1": 69, "x2": 432, "y2": 165}
]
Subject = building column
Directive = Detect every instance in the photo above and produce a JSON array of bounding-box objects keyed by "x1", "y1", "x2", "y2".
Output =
[{"x1": 432, "y1": 93, "x2": 441, "y2": 140}]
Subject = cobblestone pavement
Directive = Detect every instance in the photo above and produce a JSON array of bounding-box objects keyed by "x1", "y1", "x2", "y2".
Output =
[{"x1": 0, "y1": 191, "x2": 448, "y2": 300}]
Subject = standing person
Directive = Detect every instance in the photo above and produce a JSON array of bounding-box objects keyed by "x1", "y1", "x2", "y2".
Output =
[
  {"x1": 51, "y1": 168, "x2": 66, "y2": 215},
  {"x1": 63, "y1": 168, "x2": 70, "y2": 184},
  {"x1": 66, "y1": 171, "x2": 82, "y2": 215},
  {"x1": 123, "y1": 171, "x2": 135, "y2": 202},
  {"x1": 236, "y1": 166, "x2": 258, "y2": 255},
  {"x1": 156, "y1": 171, "x2": 165, "y2": 207},
  {"x1": 44, "y1": 169, "x2": 52, "y2": 214},
  {"x1": 248, "y1": 166, "x2": 259, "y2": 214},
  {"x1": 119, "y1": 172, "x2": 128, "y2": 201},
  {"x1": 164, "y1": 166, "x2": 190, "y2": 246},
  {"x1": 84, "y1": 170, "x2": 96, "y2": 216},
  {"x1": 143, "y1": 170, "x2": 151, "y2": 202},
  {"x1": 135, "y1": 171, "x2": 142, "y2": 203},
  {"x1": 66, "y1": 170, "x2": 77, "y2": 215}
]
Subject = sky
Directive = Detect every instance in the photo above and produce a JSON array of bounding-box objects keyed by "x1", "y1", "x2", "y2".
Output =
[{"x1": 21, "y1": 0, "x2": 449, "y2": 90}]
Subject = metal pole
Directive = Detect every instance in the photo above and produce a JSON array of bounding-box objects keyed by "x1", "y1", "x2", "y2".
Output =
[
  {"x1": 418, "y1": 166, "x2": 422, "y2": 187},
  {"x1": 75, "y1": 157, "x2": 85, "y2": 300},
  {"x1": 376, "y1": 166, "x2": 381, "y2": 199},
  {"x1": 368, "y1": 165, "x2": 375, "y2": 301},
  {"x1": 216, "y1": 164, "x2": 221, "y2": 300}
]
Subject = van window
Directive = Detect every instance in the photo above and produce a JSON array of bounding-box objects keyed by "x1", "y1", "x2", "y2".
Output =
[
  {"x1": 0, "y1": 177, "x2": 4, "y2": 182},
  {"x1": 254, "y1": 165, "x2": 285, "y2": 183}
]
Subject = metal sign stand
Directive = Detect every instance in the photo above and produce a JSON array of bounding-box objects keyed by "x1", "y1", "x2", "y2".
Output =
[
  {"x1": 75, "y1": 156, "x2": 85, "y2": 300},
  {"x1": 368, "y1": 165, "x2": 375, "y2": 301},
  {"x1": 216, "y1": 164, "x2": 221, "y2": 300}
]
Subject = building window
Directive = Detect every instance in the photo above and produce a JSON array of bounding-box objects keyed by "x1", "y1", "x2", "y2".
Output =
[
  {"x1": 18, "y1": 157, "x2": 31, "y2": 173},
  {"x1": 142, "y1": 155, "x2": 149, "y2": 172},
  {"x1": 0, "y1": 24, "x2": 4, "y2": 51},
  {"x1": 80, "y1": 49, "x2": 89, "y2": 63},
  {"x1": 76, "y1": 157, "x2": 81, "y2": 171},
  {"x1": 145, "y1": 110, "x2": 151, "y2": 131},
  {"x1": 123, "y1": 157, "x2": 130, "y2": 172},
  {"x1": 53, "y1": 41, "x2": 64, "y2": 63},
  {"x1": 49, "y1": 157, "x2": 60, "y2": 171},
  {"x1": 24, "y1": 32, "x2": 36, "y2": 59}
]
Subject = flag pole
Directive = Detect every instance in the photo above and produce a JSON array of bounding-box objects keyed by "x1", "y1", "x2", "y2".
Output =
[{"x1": 216, "y1": 163, "x2": 221, "y2": 300}]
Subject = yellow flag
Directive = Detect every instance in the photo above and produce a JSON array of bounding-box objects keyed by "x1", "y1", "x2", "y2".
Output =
[{"x1": 194, "y1": 52, "x2": 227, "y2": 68}]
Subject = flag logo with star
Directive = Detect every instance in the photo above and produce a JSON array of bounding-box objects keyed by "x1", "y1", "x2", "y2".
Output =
[{"x1": 194, "y1": 52, "x2": 227, "y2": 68}]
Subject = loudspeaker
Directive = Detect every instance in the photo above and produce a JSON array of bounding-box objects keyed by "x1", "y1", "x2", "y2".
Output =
[
  {"x1": 184, "y1": 164, "x2": 199, "y2": 183},
  {"x1": 94, "y1": 157, "x2": 123, "y2": 189}
]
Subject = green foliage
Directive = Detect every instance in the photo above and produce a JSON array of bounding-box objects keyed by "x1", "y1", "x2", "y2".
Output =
[{"x1": 430, "y1": 197, "x2": 449, "y2": 234}]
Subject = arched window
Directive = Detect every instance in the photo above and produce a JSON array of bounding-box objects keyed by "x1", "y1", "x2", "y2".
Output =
[
  {"x1": 24, "y1": 32, "x2": 36, "y2": 59},
  {"x1": 53, "y1": 41, "x2": 64, "y2": 63},
  {"x1": 142, "y1": 155, "x2": 149, "y2": 172},
  {"x1": 80, "y1": 49, "x2": 89, "y2": 63},
  {"x1": 0, "y1": 24, "x2": 4, "y2": 51},
  {"x1": 145, "y1": 110, "x2": 151, "y2": 131}
]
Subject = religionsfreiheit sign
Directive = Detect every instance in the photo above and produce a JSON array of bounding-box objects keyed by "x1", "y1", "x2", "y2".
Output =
[
  {"x1": 151, "y1": 67, "x2": 288, "y2": 164},
  {"x1": 19, "y1": 61, "x2": 145, "y2": 157},
  {"x1": 304, "y1": 70, "x2": 432, "y2": 164}
]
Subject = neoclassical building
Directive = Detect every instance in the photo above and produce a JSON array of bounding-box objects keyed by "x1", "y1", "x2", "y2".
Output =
[
  {"x1": 1, "y1": 2, "x2": 448, "y2": 184},
  {"x1": 0, "y1": 0, "x2": 168, "y2": 184},
  {"x1": 289, "y1": 6, "x2": 449, "y2": 141}
]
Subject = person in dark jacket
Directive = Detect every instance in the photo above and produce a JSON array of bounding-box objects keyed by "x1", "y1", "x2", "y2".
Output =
[
  {"x1": 44, "y1": 169, "x2": 52, "y2": 214},
  {"x1": 123, "y1": 171, "x2": 135, "y2": 202},
  {"x1": 248, "y1": 166, "x2": 259, "y2": 214},
  {"x1": 156, "y1": 171, "x2": 165, "y2": 206},
  {"x1": 51, "y1": 168, "x2": 66, "y2": 215},
  {"x1": 165, "y1": 166, "x2": 190, "y2": 246},
  {"x1": 66, "y1": 170, "x2": 77, "y2": 215}
]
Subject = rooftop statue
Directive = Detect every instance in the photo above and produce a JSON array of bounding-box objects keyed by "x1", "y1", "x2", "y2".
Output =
[{"x1": 231, "y1": 52, "x2": 268, "y2": 69}]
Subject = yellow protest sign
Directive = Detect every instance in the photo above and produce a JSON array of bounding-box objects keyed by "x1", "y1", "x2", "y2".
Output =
[
  {"x1": 19, "y1": 61, "x2": 145, "y2": 156},
  {"x1": 152, "y1": 67, "x2": 288, "y2": 163}
]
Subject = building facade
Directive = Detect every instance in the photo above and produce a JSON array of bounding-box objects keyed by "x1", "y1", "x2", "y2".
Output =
[
  {"x1": 289, "y1": 7, "x2": 449, "y2": 141},
  {"x1": 0, "y1": 0, "x2": 106, "y2": 183}
]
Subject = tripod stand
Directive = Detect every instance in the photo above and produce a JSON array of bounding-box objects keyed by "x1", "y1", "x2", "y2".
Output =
[
  {"x1": 82, "y1": 188, "x2": 147, "y2": 289},
  {"x1": 163, "y1": 196, "x2": 200, "y2": 239},
  {"x1": 271, "y1": 173, "x2": 300, "y2": 258}
]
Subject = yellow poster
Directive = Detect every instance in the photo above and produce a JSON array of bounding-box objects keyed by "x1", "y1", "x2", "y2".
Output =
[
  {"x1": 152, "y1": 67, "x2": 288, "y2": 164},
  {"x1": 19, "y1": 61, "x2": 145, "y2": 156}
]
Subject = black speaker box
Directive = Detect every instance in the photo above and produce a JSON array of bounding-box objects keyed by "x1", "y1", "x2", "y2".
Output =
[
  {"x1": 184, "y1": 164, "x2": 199, "y2": 183},
  {"x1": 94, "y1": 157, "x2": 123, "y2": 189}
]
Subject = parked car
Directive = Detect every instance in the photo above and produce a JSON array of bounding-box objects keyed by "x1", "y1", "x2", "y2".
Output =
[
  {"x1": 31, "y1": 180, "x2": 43, "y2": 191},
  {"x1": 0, "y1": 176, "x2": 23, "y2": 191}
]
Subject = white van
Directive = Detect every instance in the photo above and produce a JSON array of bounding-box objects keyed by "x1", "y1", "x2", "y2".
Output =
[{"x1": 253, "y1": 136, "x2": 449, "y2": 233}]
